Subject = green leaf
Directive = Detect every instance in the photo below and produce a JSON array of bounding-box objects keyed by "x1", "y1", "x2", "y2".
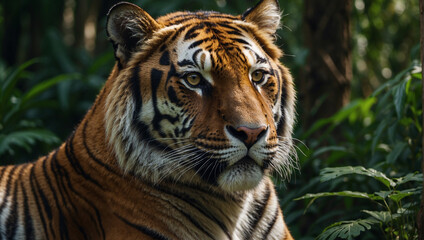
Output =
[
  {"x1": 1, "y1": 59, "x2": 39, "y2": 95},
  {"x1": 302, "y1": 117, "x2": 333, "y2": 139},
  {"x1": 362, "y1": 210, "x2": 392, "y2": 223},
  {"x1": 375, "y1": 191, "x2": 391, "y2": 199},
  {"x1": 320, "y1": 166, "x2": 396, "y2": 188},
  {"x1": 412, "y1": 72, "x2": 422, "y2": 80},
  {"x1": 371, "y1": 118, "x2": 390, "y2": 154},
  {"x1": 0, "y1": 129, "x2": 60, "y2": 156},
  {"x1": 396, "y1": 173, "x2": 423, "y2": 185},
  {"x1": 392, "y1": 80, "x2": 407, "y2": 119},
  {"x1": 313, "y1": 146, "x2": 348, "y2": 157},
  {"x1": 302, "y1": 99, "x2": 370, "y2": 138},
  {"x1": 386, "y1": 142, "x2": 407, "y2": 164},
  {"x1": 317, "y1": 218, "x2": 379, "y2": 240},
  {"x1": 87, "y1": 52, "x2": 114, "y2": 75},
  {"x1": 295, "y1": 191, "x2": 384, "y2": 202},
  {"x1": 373, "y1": 188, "x2": 421, "y2": 203},
  {"x1": 21, "y1": 73, "x2": 78, "y2": 104},
  {"x1": 371, "y1": 66, "x2": 412, "y2": 97},
  {"x1": 388, "y1": 191, "x2": 413, "y2": 203},
  {"x1": 0, "y1": 59, "x2": 40, "y2": 116}
]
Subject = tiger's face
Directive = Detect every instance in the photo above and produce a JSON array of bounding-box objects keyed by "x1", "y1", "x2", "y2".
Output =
[{"x1": 105, "y1": 0, "x2": 296, "y2": 192}]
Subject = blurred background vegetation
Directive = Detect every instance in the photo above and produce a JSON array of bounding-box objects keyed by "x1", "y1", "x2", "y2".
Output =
[{"x1": 0, "y1": 0, "x2": 421, "y2": 239}]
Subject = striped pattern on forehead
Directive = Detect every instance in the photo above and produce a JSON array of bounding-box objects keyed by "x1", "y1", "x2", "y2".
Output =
[{"x1": 169, "y1": 20, "x2": 269, "y2": 74}]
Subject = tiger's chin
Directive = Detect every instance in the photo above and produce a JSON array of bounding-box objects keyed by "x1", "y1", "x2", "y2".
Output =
[{"x1": 217, "y1": 158, "x2": 264, "y2": 192}]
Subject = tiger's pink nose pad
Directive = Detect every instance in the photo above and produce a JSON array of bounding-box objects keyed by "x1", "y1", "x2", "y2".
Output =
[{"x1": 227, "y1": 125, "x2": 268, "y2": 148}]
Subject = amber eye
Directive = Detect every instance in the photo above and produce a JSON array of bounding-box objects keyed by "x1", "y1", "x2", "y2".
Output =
[
  {"x1": 251, "y1": 70, "x2": 265, "y2": 84},
  {"x1": 184, "y1": 72, "x2": 202, "y2": 87}
]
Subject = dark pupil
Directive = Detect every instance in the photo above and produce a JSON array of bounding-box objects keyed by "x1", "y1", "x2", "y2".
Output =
[{"x1": 254, "y1": 71, "x2": 262, "y2": 80}]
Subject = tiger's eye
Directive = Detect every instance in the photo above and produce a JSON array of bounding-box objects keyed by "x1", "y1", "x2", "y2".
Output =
[
  {"x1": 251, "y1": 70, "x2": 264, "y2": 83},
  {"x1": 185, "y1": 72, "x2": 202, "y2": 86}
]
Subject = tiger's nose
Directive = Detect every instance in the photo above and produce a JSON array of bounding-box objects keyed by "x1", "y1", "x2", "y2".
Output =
[{"x1": 226, "y1": 125, "x2": 268, "y2": 148}]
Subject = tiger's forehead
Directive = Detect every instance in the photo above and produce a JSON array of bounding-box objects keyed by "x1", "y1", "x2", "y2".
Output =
[
  {"x1": 157, "y1": 10, "x2": 240, "y2": 26},
  {"x1": 164, "y1": 17, "x2": 269, "y2": 74}
]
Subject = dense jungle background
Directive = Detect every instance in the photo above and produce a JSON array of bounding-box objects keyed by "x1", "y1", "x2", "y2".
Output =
[{"x1": 0, "y1": 0, "x2": 422, "y2": 239}]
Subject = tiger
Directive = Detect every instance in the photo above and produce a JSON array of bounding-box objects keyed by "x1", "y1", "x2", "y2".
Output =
[{"x1": 0, "y1": 0, "x2": 296, "y2": 239}]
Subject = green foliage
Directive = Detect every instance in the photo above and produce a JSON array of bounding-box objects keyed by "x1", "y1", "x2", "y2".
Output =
[
  {"x1": 287, "y1": 60, "x2": 422, "y2": 239},
  {"x1": 0, "y1": 49, "x2": 114, "y2": 164},
  {"x1": 0, "y1": 59, "x2": 78, "y2": 161},
  {"x1": 297, "y1": 166, "x2": 422, "y2": 239},
  {"x1": 352, "y1": 0, "x2": 420, "y2": 97},
  {"x1": 0, "y1": 129, "x2": 60, "y2": 156},
  {"x1": 316, "y1": 218, "x2": 379, "y2": 240},
  {"x1": 319, "y1": 166, "x2": 396, "y2": 188}
]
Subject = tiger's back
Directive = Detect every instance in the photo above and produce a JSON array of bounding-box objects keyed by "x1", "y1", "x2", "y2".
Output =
[{"x1": 0, "y1": 0, "x2": 296, "y2": 239}]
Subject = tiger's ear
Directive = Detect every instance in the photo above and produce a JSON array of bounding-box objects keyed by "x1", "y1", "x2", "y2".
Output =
[
  {"x1": 242, "y1": 0, "x2": 281, "y2": 37},
  {"x1": 106, "y1": 2, "x2": 160, "y2": 68}
]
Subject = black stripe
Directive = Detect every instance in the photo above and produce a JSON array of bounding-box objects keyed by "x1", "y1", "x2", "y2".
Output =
[
  {"x1": 5, "y1": 166, "x2": 23, "y2": 239},
  {"x1": 165, "y1": 199, "x2": 215, "y2": 240},
  {"x1": 54, "y1": 156, "x2": 105, "y2": 240},
  {"x1": 42, "y1": 152, "x2": 70, "y2": 240},
  {"x1": 115, "y1": 214, "x2": 170, "y2": 240},
  {"x1": 170, "y1": 25, "x2": 188, "y2": 41},
  {"x1": 129, "y1": 64, "x2": 156, "y2": 145},
  {"x1": 159, "y1": 50, "x2": 170, "y2": 66},
  {"x1": 65, "y1": 133, "x2": 104, "y2": 190},
  {"x1": 129, "y1": 64, "x2": 143, "y2": 123},
  {"x1": 153, "y1": 183, "x2": 232, "y2": 239},
  {"x1": 191, "y1": 49, "x2": 203, "y2": 69},
  {"x1": 167, "y1": 86, "x2": 181, "y2": 107},
  {"x1": 226, "y1": 30, "x2": 242, "y2": 35},
  {"x1": 179, "y1": 116, "x2": 195, "y2": 136},
  {"x1": 189, "y1": 39, "x2": 207, "y2": 49},
  {"x1": 255, "y1": 53, "x2": 267, "y2": 64},
  {"x1": 51, "y1": 151, "x2": 92, "y2": 240},
  {"x1": 21, "y1": 178, "x2": 35, "y2": 240},
  {"x1": 165, "y1": 63, "x2": 178, "y2": 88},
  {"x1": 230, "y1": 38, "x2": 250, "y2": 45},
  {"x1": 169, "y1": 14, "x2": 238, "y2": 26},
  {"x1": 0, "y1": 166, "x2": 18, "y2": 239},
  {"x1": 0, "y1": 167, "x2": 6, "y2": 181},
  {"x1": 216, "y1": 23, "x2": 243, "y2": 33},
  {"x1": 177, "y1": 59, "x2": 195, "y2": 67},
  {"x1": 31, "y1": 160, "x2": 56, "y2": 239},
  {"x1": 52, "y1": 156, "x2": 92, "y2": 240},
  {"x1": 150, "y1": 68, "x2": 165, "y2": 137},
  {"x1": 0, "y1": 166, "x2": 18, "y2": 216},
  {"x1": 151, "y1": 68, "x2": 179, "y2": 137},
  {"x1": 263, "y1": 205, "x2": 279, "y2": 238},
  {"x1": 242, "y1": 186, "x2": 271, "y2": 239},
  {"x1": 29, "y1": 164, "x2": 50, "y2": 239},
  {"x1": 171, "y1": 179, "x2": 242, "y2": 202},
  {"x1": 184, "y1": 23, "x2": 205, "y2": 40},
  {"x1": 276, "y1": 66, "x2": 286, "y2": 135},
  {"x1": 82, "y1": 120, "x2": 120, "y2": 177},
  {"x1": 150, "y1": 186, "x2": 220, "y2": 239},
  {"x1": 193, "y1": 140, "x2": 230, "y2": 150}
]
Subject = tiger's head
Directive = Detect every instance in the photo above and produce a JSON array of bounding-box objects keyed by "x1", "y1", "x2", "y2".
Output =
[{"x1": 104, "y1": 0, "x2": 296, "y2": 192}]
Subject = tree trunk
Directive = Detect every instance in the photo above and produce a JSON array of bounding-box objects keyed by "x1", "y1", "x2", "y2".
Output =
[
  {"x1": 300, "y1": 0, "x2": 352, "y2": 128},
  {"x1": 418, "y1": 0, "x2": 424, "y2": 239}
]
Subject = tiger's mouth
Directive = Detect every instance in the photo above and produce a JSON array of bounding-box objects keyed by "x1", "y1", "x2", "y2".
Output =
[
  {"x1": 217, "y1": 155, "x2": 265, "y2": 192},
  {"x1": 231, "y1": 156, "x2": 262, "y2": 169}
]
